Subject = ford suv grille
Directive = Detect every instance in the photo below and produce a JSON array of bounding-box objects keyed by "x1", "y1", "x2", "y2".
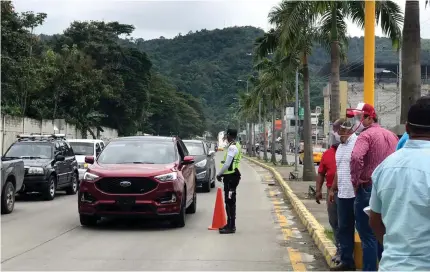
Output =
[{"x1": 95, "y1": 177, "x2": 158, "y2": 194}]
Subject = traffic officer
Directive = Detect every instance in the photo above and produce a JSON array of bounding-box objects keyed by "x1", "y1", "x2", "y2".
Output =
[{"x1": 216, "y1": 128, "x2": 242, "y2": 234}]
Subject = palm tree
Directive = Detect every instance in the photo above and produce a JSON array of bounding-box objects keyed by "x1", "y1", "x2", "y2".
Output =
[
  {"x1": 254, "y1": 50, "x2": 295, "y2": 165},
  {"x1": 268, "y1": 1, "x2": 319, "y2": 181},
  {"x1": 400, "y1": 0, "x2": 421, "y2": 123}
]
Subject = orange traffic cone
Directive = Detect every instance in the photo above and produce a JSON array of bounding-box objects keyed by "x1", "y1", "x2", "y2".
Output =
[{"x1": 208, "y1": 187, "x2": 227, "y2": 230}]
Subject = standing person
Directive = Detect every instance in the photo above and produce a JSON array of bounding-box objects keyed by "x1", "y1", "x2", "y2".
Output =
[
  {"x1": 369, "y1": 96, "x2": 430, "y2": 271},
  {"x1": 216, "y1": 128, "x2": 242, "y2": 234},
  {"x1": 348, "y1": 103, "x2": 398, "y2": 271},
  {"x1": 329, "y1": 119, "x2": 358, "y2": 271},
  {"x1": 316, "y1": 119, "x2": 342, "y2": 264}
]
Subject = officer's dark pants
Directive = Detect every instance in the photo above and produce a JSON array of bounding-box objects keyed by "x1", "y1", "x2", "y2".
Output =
[{"x1": 223, "y1": 173, "x2": 241, "y2": 228}]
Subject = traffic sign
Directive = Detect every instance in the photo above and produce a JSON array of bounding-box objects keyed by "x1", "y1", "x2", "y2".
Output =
[{"x1": 299, "y1": 107, "x2": 304, "y2": 117}]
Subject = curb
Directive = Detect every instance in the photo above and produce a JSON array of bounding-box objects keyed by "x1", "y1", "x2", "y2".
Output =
[{"x1": 244, "y1": 156, "x2": 337, "y2": 268}]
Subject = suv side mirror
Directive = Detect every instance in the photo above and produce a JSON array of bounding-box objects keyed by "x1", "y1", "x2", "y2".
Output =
[
  {"x1": 55, "y1": 154, "x2": 65, "y2": 161},
  {"x1": 182, "y1": 156, "x2": 194, "y2": 165},
  {"x1": 85, "y1": 156, "x2": 95, "y2": 164},
  {"x1": 208, "y1": 150, "x2": 215, "y2": 157}
]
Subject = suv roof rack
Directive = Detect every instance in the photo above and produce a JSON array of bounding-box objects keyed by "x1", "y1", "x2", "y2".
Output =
[{"x1": 17, "y1": 133, "x2": 66, "y2": 142}]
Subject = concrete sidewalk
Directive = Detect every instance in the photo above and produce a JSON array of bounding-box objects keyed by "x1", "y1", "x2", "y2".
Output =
[{"x1": 245, "y1": 156, "x2": 364, "y2": 269}]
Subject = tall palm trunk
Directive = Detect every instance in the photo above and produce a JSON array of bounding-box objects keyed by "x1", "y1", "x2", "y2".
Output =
[
  {"x1": 263, "y1": 110, "x2": 268, "y2": 161},
  {"x1": 251, "y1": 122, "x2": 256, "y2": 157},
  {"x1": 271, "y1": 104, "x2": 276, "y2": 163},
  {"x1": 302, "y1": 53, "x2": 316, "y2": 181},
  {"x1": 330, "y1": 8, "x2": 341, "y2": 121},
  {"x1": 281, "y1": 103, "x2": 288, "y2": 165},
  {"x1": 400, "y1": 0, "x2": 421, "y2": 123},
  {"x1": 246, "y1": 122, "x2": 252, "y2": 155}
]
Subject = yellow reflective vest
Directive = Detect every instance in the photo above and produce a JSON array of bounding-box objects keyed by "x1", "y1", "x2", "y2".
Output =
[{"x1": 221, "y1": 141, "x2": 242, "y2": 175}]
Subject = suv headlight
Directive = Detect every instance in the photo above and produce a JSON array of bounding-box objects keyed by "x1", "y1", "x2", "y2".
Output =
[
  {"x1": 28, "y1": 167, "x2": 44, "y2": 175},
  {"x1": 83, "y1": 172, "x2": 99, "y2": 181},
  {"x1": 195, "y1": 159, "x2": 207, "y2": 168},
  {"x1": 154, "y1": 172, "x2": 178, "y2": 182}
]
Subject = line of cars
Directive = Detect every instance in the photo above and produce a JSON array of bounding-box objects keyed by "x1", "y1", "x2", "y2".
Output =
[
  {"x1": 1, "y1": 134, "x2": 105, "y2": 214},
  {"x1": 1, "y1": 133, "x2": 217, "y2": 229}
]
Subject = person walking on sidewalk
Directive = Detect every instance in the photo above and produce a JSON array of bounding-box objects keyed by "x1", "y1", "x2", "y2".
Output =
[
  {"x1": 316, "y1": 119, "x2": 342, "y2": 264},
  {"x1": 369, "y1": 96, "x2": 430, "y2": 271},
  {"x1": 216, "y1": 128, "x2": 242, "y2": 234},
  {"x1": 329, "y1": 119, "x2": 358, "y2": 271},
  {"x1": 347, "y1": 103, "x2": 398, "y2": 271}
]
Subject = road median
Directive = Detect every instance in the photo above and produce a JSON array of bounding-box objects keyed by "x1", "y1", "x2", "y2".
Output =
[{"x1": 244, "y1": 155, "x2": 337, "y2": 268}]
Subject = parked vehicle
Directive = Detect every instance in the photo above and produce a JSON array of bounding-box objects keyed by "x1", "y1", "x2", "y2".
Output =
[
  {"x1": 183, "y1": 139, "x2": 216, "y2": 192},
  {"x1": 299, "y1": 147, "x2": 326, "y2": 165},
  {"x1": 1, "y1": 159, "x2": 24, "y2": 214},
  {"x1": 68, "y1": 139, "x2": 105, "y2": 180},
  {"x1": 78, "y1": 136, "x2": 197, "y2": 227},
  {"x1": 2, "y1": 134, "x2": 79, "y2": 200}
]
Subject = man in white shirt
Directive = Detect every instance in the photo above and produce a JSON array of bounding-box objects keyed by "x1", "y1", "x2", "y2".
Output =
[
  {"x1": 216, "y1": 129, "x2": 242, "y2": 234},
  {"x1": 329, "y1": 120, "x2": 358, "y2": 271}
]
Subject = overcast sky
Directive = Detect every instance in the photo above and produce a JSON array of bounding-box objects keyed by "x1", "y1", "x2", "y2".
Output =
[{"x1": 13, "y1": 0, "x2": 430, "y2": 40}]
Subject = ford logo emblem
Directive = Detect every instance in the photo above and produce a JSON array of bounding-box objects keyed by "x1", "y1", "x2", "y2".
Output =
[{"x1": 119, "y1": 181, "x2": 132, "y2": 187}]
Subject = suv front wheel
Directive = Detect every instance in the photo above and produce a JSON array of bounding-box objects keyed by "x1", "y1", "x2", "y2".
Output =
[
  {"x1": 65, "y1": 172, "x2": 78, "y2": 195},
  {"x1": 43, "y1": 175, "x2": 56, "y2": 201}
]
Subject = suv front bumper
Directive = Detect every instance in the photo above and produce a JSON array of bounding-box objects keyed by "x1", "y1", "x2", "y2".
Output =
[{"x1": 78, "y1": 179, "x2": 184, "y2": 218}]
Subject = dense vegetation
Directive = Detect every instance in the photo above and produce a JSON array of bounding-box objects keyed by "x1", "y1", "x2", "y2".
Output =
[
  {"x1": 1, "y1": 2, "x2": 205, "y2": 138},
  {"x1": 3, "y1": 1, "x2": 428, "y2": 140}
]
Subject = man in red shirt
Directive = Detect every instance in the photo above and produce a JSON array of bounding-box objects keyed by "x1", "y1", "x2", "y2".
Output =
[{"x1": 316, "y1": 119, "x2": 342, "y2": 264}]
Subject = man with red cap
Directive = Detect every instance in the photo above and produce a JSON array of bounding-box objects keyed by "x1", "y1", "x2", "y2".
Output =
[{"x1": 347, "y1": 102, "x2": 398, "y2": 271}]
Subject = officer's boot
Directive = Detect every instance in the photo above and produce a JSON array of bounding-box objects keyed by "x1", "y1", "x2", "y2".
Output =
[
  {"x1": 219, "y1": 206, "x2": 236, "y2": 234},
  {"x1": 219, "y1": 218, "x2": 230, "y2": 231}
]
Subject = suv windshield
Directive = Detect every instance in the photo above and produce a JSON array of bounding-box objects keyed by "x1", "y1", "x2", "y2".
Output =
[
  {"x1": 97, "y1": 140, "x2": 176, "y2": 164},
  {"x1": 4, "y1": 142, "x2": 53, "y2": 159},
  {"x1": 69, "y1": 142, "x2": 94, "y2": 156},
  {"x1": 184, "y1": 142, "x2": 205, "y2": 156}
]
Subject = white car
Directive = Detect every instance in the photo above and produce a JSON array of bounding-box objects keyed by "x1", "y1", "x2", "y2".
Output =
[{"x1": 68, "y1": 139, "x2": 105, "y2": 180}]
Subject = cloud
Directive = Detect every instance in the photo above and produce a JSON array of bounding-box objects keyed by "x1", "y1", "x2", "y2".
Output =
[{"x1": 12, "y1": 0, "x2": 430, "y2": 40}]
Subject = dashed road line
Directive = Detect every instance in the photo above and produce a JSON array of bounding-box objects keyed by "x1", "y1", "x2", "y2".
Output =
[{"x1": 261, "y1": 171, "x2": 306, "y2": 271}]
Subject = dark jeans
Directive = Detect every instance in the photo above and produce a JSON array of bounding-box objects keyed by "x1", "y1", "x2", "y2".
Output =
[
  {"x1": 337, "y1": 197, "x2": 356, "y2": 266},
  {"x1": 355, "y1": 186, "x2": 381, "y2": 271},
  {"x1": 326, "y1": 190, "x2": 340, "y2": 255},
  {"x1": 223, "y1": 174, "x2": 240, "y2": 228}
]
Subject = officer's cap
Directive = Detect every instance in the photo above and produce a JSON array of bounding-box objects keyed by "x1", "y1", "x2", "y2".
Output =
[{"x1": 226, "y1": 128, "x2": 237, "y2": 138}]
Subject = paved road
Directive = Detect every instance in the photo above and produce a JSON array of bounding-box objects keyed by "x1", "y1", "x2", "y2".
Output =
[{"x1": 1, "y1": 153, "x2": 327, "y2": 271}]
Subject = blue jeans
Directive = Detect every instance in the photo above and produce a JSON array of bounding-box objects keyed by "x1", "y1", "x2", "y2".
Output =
[
  {"x1": 355, "y1": 186, "x2": 380, "y2": 271},
  {"x1": 337, "y1": 197, "x2": 356, "y2": 266}
]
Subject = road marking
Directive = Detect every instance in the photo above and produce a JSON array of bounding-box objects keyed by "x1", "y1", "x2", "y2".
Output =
[
  {"x1": 268, "y1": 186, "x2": 307, "y2": 271},
  {"x1": 288, "y1": 247, "x2": 307, "y2": 271}
]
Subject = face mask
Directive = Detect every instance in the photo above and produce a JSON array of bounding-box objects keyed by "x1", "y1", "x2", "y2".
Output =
[
  {"x1": 328, "y1": 131, "x2": 340, "y2": 146},
  {"x1": 353, "y1": 122, "x2": 365, "y2": 134},
  {"x1": 334, "y1": 132, "x2": 341, "y2": 142}
]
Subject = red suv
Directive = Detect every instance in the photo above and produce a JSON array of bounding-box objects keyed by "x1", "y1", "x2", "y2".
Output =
[{"x1": 78, "y1": 136, "x2": 197, "y2": 228}]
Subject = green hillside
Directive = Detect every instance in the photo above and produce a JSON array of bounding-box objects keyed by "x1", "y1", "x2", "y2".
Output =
[{"x1": 130, "y1": 27, "x2": 265, "y2": 135}]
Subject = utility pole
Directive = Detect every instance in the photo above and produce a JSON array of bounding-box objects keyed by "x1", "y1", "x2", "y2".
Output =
[
  {"x1": 294, "y1": 69, "x2": 299, "y2": 173},
  {"x1": 364, "y1": 0, "x2": 375, "y2": 106}
]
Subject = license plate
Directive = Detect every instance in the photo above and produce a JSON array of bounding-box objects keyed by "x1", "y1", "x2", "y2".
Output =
[{"x1": 116, "y1": 197, "x2": 136, "y2": 206}]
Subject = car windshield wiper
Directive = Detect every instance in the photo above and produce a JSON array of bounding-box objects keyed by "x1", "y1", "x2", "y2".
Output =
[
  {"x1": 2, "y1": 156, "x2": 20, "y2": 160},
  {"x1": 20, "y1": 156, "x2": 43, "y2": 159}
]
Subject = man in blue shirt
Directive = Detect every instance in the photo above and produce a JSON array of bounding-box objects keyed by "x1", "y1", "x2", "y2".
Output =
[
  {"x1": 396, "y1": 132, "x2": 409, "y2": 150},
  {"x1": 369, "y1": 95, "x2": 430, "y2": 271}
]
